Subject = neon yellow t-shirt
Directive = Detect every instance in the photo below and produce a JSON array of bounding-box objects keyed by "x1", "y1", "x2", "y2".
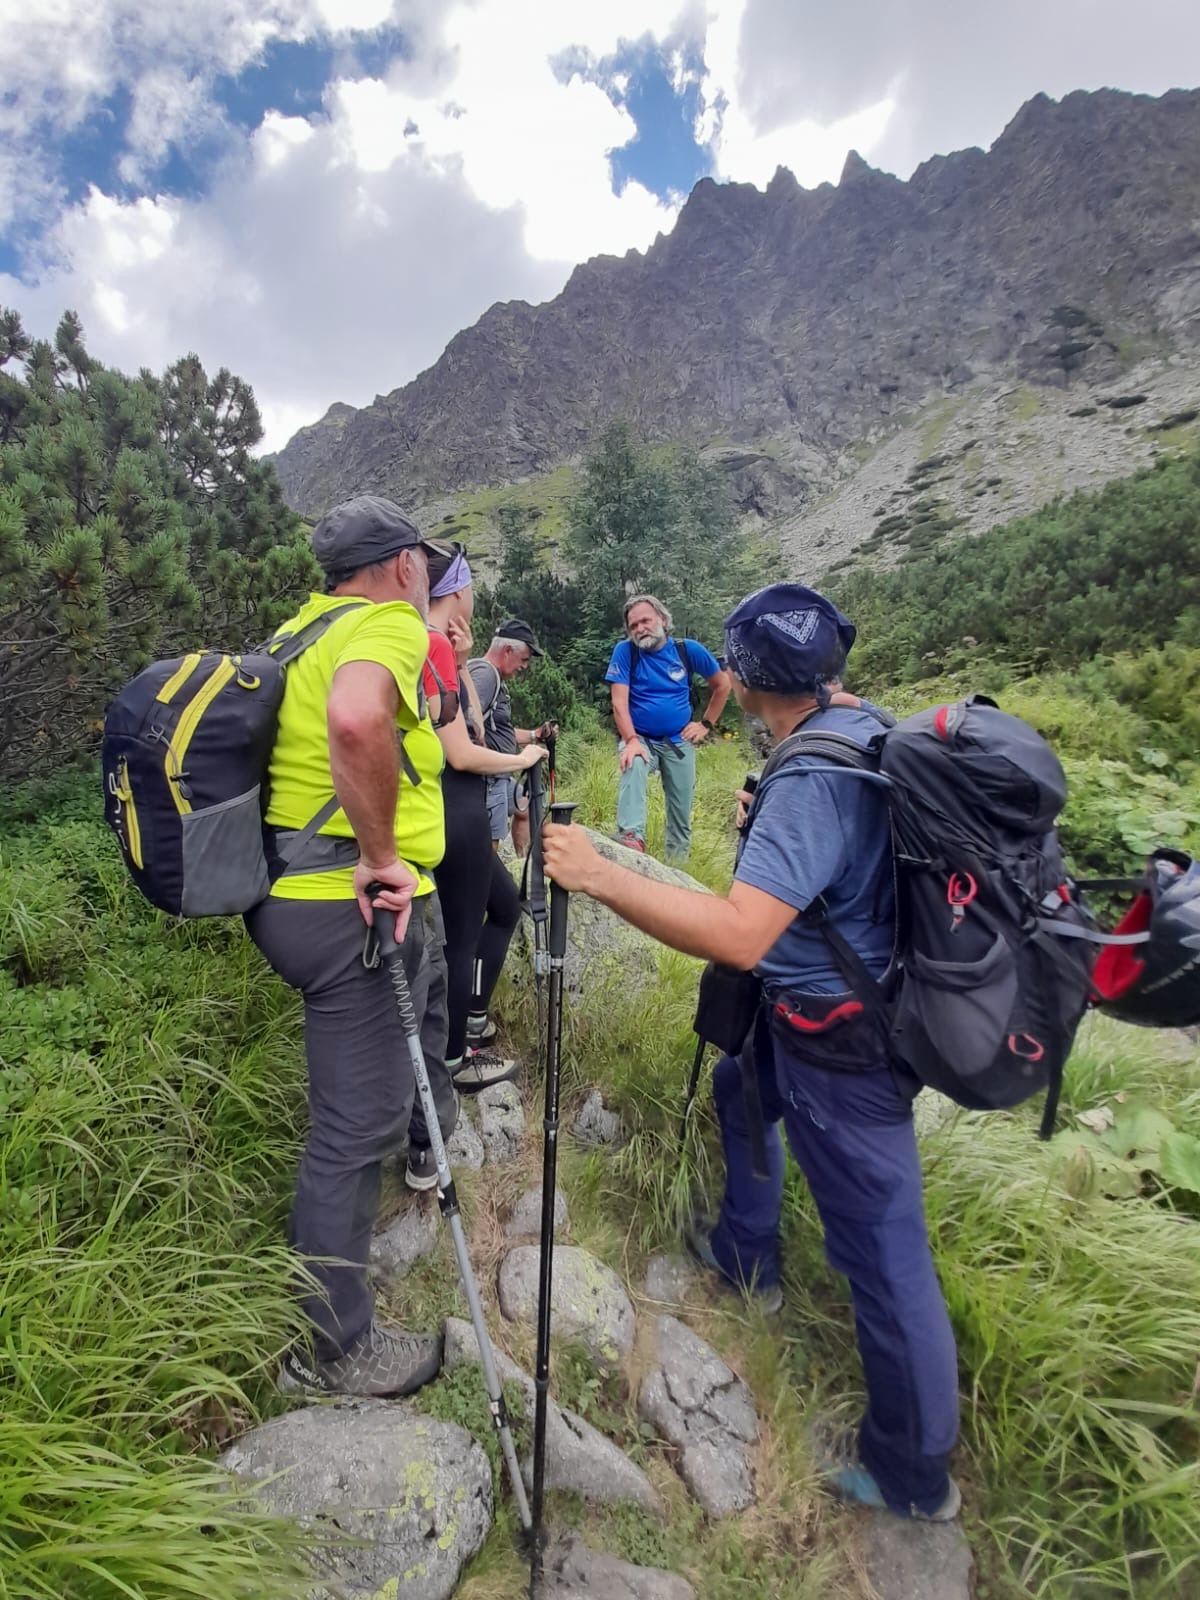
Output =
[{"x1": 264, "y1": 593, "x2": 445, "y2": 900}]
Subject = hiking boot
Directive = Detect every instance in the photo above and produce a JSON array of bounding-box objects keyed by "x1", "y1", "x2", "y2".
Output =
[
  {"x1": 404, "y1": 1144, "x2": 439, "y2": 1191},
  {"x1": 451, "y1": 1048, "x2": 519, "y2": 1094},
  {"x1": 466, "y1": 1012, "x2": 497, "y2": 1046},
  {"x1": 617, "y1": 831, "x2": 646, "y2": 853},
  {"x1": 684, "y1": 1216, "x2": 784, "y2": 1315},
  {"x1": 277, "y1": 1321, "x2": 442, "y2": 1398}
]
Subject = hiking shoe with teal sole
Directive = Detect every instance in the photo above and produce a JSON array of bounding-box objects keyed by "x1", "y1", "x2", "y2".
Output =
[
  {"x1": 825, "y1": 1462, "x2": 962, "y2": 1521},
  {"x1": 684, "y1": 1217, "x2": 784, "y2": 1315}
]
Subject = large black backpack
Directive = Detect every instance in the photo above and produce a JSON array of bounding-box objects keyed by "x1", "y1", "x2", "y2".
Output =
[
  {"x1": 756, "y1": 695, "x2": 1100, "y2": 1135},
  {"x1": 101, "y1": 601, "x2": 373, "y2": 918}
]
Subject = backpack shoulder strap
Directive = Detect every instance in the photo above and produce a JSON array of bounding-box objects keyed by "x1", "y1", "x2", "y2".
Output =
[
  {"x1": 265, "y1": 599, "x2": 369, "y2": 664},
  {"x1": 679, "y1": 639, "x2": 709, "y2": 680},
  {"x1": 761, "y1": 728, "x2": 884, "y2": 784}
]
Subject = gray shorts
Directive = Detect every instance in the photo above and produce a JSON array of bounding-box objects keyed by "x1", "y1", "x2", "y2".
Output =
[{"x1": 486, "y1": 774, "x2": 515, "y2": 841}]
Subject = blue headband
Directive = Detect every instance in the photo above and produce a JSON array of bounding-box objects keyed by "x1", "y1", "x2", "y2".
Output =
[{"x1": 430, "y1": 549, "x2": 472, "y2": 598}]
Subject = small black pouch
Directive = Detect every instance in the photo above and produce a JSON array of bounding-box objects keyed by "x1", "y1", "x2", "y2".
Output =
[
  {"x1": 767, "y1": 988, "x2": 884, "y2": 1073},
  {"x1": 693, "y1": 961, "x2": 763, "y2": 1056}
]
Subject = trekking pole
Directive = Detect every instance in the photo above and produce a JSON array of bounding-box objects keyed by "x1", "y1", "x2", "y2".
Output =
[
  {"x1": 369, "y1": 897, "x2": 532, "y2": 1534},
  {"x1": 523, "y1": 759, "x2": 551, "y2": 1076},
  {"x1": 544, "y1": 726, "x2": 558, "y2": 805},
  {"x1": 677, "y1": 1036, "x2": 707, "y2": 1155},
  {"x1": 529, "y1": 799, "x2": 577, "y2": 1596}
]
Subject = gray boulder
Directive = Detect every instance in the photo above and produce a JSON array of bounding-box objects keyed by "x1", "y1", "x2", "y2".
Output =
[
  {"x1": 638, "y1": 1315, "x2": 758, "y2": 1517},
  {"x1": 444, "y1": 1318, "x2": 660, "y2": 1512},
  {"x1": 505, "y1": 1184, "x2": 569, "y2": 1239},
  {"x1": 913, "y1": 1090, "x2": 959, "y2": 1140},
  {"x1": 498, "y1": 1245, "x2": 635, "y2": 1369},
  {"x1": 542, "y1": 1534, "x2": 695, "y2": 1599},
  {"x1": 861, "y1": 1515, "x2": 974, "y2": 1600},
  {"x1": 477, "y1": 1081, "x2": 525, "y2": 1164},
  {"x1": 510, "y1": 828, "x2": 709, "y2": 1003},
  {"x1": 574, "y1": 1089, "x2": 625, "y2": 1150},
  {"x1": 445, "y1": 1109, "x2": 484, "y2": 1170},
  {"x1": 219, "y1": 1400, "x2": 490, "y2": 1599},
  {"x1": 370, "y1": 1197, "x2": 439, "y2": 1279}
]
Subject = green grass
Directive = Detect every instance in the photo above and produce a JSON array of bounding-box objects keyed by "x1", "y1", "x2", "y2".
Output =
[{"x1": 0, "y1": 802, "x2": 321, "y2": 1597}]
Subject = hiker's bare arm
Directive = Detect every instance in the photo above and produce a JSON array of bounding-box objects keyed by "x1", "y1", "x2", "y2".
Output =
[
  {"x1": 542, "y1": 823, "x2": 795, "y2": 968},
  {"x1": 438, "y1": 708, "x2": 547, "y2": 775},
  {"x1": 700, "y1": 668, "x2": 731, "y2": 727},
  {"x1": 611, "y1": 684, "x2": 645, "y2": 766},
  {"x1": 328, "y1": 660, "x2": 417, "y2": 925}
]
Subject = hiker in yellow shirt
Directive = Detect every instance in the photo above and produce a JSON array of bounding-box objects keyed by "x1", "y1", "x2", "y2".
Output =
[{"x1": 247, "y1": 495, "x2": 452, "y2": 1398}]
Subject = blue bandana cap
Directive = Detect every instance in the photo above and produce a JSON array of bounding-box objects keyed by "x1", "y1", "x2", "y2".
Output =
[{"x1": 723, "y1": 583, "x2": 855, "y2": 693}]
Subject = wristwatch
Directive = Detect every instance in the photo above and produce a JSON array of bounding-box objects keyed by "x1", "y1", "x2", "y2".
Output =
[{"x1": 701, "y1": 717, "x2": 715, "y2": 732}]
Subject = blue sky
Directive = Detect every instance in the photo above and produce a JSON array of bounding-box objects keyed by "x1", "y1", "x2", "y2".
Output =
[{"x1": 1, "y1": 0, "x2": 1195, "y2": 453}]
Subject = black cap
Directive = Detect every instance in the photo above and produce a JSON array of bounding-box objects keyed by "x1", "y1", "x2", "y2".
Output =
[
  {"x1": 312, "y1": 494, "x2": 442, "y2": 577},
  {"x1": 496, "y1": 617, "x2": 544, "y2": 657}
]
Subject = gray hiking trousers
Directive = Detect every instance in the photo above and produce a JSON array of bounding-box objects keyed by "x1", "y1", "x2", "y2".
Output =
[{"x1": 246, "y1": 890, "x2": 455, "y2": 1357}]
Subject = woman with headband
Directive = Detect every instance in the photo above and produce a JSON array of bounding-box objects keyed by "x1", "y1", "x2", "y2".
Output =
[{"x1": 404, "y1": 544, "x2": 547, "y2": 1190}]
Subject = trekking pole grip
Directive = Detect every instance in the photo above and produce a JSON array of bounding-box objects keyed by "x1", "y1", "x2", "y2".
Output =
[
  {"x1": 547, "y1": 803, "x2": 577, "y2": 959},
  {"x1": 365, "y1": 884, "x2": 402, "y2": 959}
]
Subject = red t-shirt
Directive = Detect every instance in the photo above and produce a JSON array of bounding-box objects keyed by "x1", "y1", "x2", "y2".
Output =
[{"x1": 422, "y1": 629, "x2": 457, "y2": 709}]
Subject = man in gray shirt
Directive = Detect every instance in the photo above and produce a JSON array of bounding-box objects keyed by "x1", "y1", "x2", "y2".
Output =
[
  {"x1": 464, "y1": 618, "x2": 553, "y2": 1046},
  {"x1": 467, "y1": 618, "x2": 550, "y2": 854}
]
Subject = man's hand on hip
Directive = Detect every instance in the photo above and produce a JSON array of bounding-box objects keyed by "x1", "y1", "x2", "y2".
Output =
[
  {"x1": 618, "y1": 737, "x2": 648, "y2": 772},
  {"x1": 354, "y1": 857, "x2": 418, "y2": 937},
  {"x1": 680, "y1": 721, "x2": 709, "y2": 745}
]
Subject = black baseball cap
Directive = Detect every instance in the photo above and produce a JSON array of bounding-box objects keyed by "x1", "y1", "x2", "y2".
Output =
[
  {"x1": 312, "y1": 494, "x2": 442, "y2": 577},
  {"x1": 497, "y1": 617, "x2": 544, "y2": 657}
]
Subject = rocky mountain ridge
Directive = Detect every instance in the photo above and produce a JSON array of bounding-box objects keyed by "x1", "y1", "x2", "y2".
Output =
[{"x1": 272, "y1": 87, "x2": 1200, "y2": 558}]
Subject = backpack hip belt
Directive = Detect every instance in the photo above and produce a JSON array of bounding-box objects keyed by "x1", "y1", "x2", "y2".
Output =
[{"x1": 264, "y1": 826, "x2": 360, "y2": 877}]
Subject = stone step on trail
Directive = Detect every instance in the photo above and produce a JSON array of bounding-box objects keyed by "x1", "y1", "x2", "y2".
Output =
[
  {"x1": 541, "y1": 1534, "x2": 695, "y2": 1599},
  {"x1": 370, "y1": 1194, "x2": 439, "y2": 1280},
  {"x1": 860, "y1": 1514, "x2": 974, "y2": 1600},
  {"x1": 505, "y1": 1182, "x2": 569, "y2": 1239},
  {"x1": 476, "y1": 1080, "x2": 525, "y2": 1164},
  {"x1": 498, "y1": 1244, "x2": 636, "y2": 1370},
  {"x1": 219, "y1": 1400, "x2": 490, "y2": 1600},
  {"x1": 638, "y1": 1314, "x2": 758, "y2": 1517},
  {"x1": 443, "y1": 1317, "x2": 660, "y2": 1513}
]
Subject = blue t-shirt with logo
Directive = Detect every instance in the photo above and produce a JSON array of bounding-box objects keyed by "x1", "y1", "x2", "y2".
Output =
[
  {"x1": 734, "y1": 707, "x2": 895, "y2": 994},
  {"x1": 605, "y1": 637, "x2": 721, "y2": 741}
]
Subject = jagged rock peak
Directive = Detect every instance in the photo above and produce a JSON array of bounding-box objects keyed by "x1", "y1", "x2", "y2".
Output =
[
  {"x1": 838, "y1": 148, "x2": 875, "y2": 185},
  {"x1": 765, "y1": 164, "x2": 800, "y2": 200}
]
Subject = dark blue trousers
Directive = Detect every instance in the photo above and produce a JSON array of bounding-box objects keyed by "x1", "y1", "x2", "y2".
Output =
[{"x1": 709, "y1": 1027, "x2": 959, "y2": 1514}]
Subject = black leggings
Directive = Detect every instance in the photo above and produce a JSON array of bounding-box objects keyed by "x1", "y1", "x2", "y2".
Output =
[{"x1": 435, "y1": 769, "x2": 521, "y2": 1060}]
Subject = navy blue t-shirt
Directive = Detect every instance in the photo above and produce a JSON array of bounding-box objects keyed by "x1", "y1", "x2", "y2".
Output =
[
  {"x1": 605, "y1": 637, "x2": 720, "y2": 741},
  {"x1": 735, "y1": 707, "x2": 895, "y2": 995}
]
